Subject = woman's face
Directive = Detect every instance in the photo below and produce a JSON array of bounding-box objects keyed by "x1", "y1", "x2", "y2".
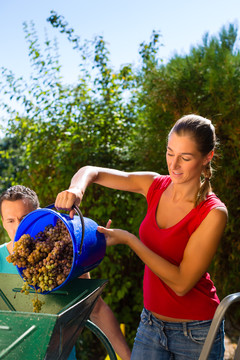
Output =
[{"x1": 166, "y1": 132, "x2": 209, "y2": 185}]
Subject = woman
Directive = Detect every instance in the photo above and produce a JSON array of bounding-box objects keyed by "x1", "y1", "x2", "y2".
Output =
[{"x1": 55, "y1": 114, "x2": 228, "y2": 359}]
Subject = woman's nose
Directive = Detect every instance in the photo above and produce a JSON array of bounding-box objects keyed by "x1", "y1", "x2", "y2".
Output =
[{"x1": 172, "y1": 156, "x2": 180, "y2": 169}]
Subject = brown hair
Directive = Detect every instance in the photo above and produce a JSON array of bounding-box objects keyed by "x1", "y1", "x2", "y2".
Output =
[
  {"x1": 0, "y1": 185, "x2": 39, "y2": 216},
  {"x1": 169, "y1": 114, "x2": 218, "y2": 207}
]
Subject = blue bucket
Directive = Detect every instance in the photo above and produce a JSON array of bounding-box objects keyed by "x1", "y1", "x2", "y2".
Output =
[{"x1": 14, "y1": 205, "x2": 106, "y2": 294}]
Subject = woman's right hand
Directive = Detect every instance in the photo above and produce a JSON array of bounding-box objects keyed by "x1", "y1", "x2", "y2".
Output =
[
  {"x1": 54, "y1": 166, "x2": 96, "y2": 218},
  {"x1": 55, "y1": 188, "x2": 83, "y2": 218}
]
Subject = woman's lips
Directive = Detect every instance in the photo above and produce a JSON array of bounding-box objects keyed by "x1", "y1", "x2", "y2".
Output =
[{"x1": 172, "y1": 171, "x2": 183, "y2": 176}]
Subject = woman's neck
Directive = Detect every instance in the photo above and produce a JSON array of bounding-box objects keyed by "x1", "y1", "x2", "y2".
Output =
[{"x1": 169, "y1": 180, "x2": 200, "y2": 204}]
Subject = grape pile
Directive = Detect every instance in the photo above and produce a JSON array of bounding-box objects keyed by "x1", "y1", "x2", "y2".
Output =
[{"x1": 7, "y1": 219, "x2": 73, "y2": 312}]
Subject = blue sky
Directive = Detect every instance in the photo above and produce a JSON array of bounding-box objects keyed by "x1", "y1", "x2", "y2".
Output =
[{"x1": 1, "y1": 0, "x2": 239, "y2": 87}]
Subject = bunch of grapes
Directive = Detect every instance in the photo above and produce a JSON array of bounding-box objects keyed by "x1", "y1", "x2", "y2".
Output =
[
  {"x1": 7, "y1": 219, "x2": 73, "y2": 312},
  {"x1": 20, "y1": 282, "x2": 45, "y2": 312}
]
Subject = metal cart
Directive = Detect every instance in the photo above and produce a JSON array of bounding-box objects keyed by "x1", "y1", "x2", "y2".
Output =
[{"x1": 0, "y1": 274, "x2": 117, "y2": 359}]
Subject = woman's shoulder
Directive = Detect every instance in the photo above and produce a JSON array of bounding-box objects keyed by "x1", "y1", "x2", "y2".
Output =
[
  {"x1": 197, "y1": 192, "x2": 227, "y2": 222},
  {"x1": 150, "y1": 174, "x2": 171, "y2": 188},
  {"x1": 146, "y1": 175, "x2": 171, "y2": 203},
  {"x1": 189, "y1": 193, "x2": 227, "y2": 233},
  {"x1": 200, "y1": 193, "x2": 227, "y2": 210}
]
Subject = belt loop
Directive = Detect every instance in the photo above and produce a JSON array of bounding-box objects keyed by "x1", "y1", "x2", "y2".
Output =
[
  {"x1": 183, "y1": 322, "x2": 188, "y2": 337},
  {"x1": 148, "y1": 311, "x2": 153, "y2": 325}
]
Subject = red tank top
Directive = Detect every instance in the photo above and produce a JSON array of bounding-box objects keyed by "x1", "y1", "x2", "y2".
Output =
[{"x1": 139, "y1": 175, "x2": 226, "y2": 320}]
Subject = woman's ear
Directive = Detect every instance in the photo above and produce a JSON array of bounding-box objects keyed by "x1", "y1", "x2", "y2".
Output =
[{"x1": 203, "y1": 150, "x2": 214, "y2": 165}]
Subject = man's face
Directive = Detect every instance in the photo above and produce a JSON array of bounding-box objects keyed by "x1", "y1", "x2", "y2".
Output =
[{"x1": 1, "y1": 199, "x2": 36, "y2": 241}]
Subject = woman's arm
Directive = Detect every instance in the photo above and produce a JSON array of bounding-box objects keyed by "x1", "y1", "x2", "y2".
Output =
[
  {"x1": 98, "y1": 207, "x2": 228, "y2": 296},
  {"x1": 55, "y1": 165, "x2": 159, "y2": 217}
]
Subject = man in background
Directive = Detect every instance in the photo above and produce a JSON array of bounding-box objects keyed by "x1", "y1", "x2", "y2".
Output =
[{"x1": 0, "y1": 185, "x2": 131, "y2": 360}]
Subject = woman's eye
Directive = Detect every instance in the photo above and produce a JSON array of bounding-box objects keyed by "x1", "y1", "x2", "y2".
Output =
[
  {"x1": 182, "y1": 157, "x2": 190, "y2": 161},
  {"x1": 167, "y1": 153, "x2": 174, "y2": 157}
]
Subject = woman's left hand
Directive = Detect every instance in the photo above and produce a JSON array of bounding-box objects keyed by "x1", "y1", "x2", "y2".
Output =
[{"x1": 97, "y1": 223, "x2": 132, "y2": 247}]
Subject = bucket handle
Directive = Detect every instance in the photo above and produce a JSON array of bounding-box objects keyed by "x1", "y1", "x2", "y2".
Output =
[{"x1": 46, "y1": 204, "x2": 85, "y2": 255}]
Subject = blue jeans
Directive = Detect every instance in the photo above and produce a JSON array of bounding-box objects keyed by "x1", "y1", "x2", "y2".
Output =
[{"x1": 131, "y1": 308, "x2": 224, "y2": 360}]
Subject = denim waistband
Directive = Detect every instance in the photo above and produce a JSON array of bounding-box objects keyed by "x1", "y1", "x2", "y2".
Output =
[{"x1": 143, "y1": 308, "x2": 217, "y2": 332}]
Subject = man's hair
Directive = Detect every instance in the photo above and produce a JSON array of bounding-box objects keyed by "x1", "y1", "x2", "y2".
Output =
[{"x1": 0, "y1": 185, "x2": 39, "y2": 216}]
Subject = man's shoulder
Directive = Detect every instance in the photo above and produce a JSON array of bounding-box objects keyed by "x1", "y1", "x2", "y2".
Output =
[
  {"x1": 0, "y1": 243, "x2": 18, "y2": 274},
  {"x1": 0, "y1": 243, "x2": 8, "y2": 253}
]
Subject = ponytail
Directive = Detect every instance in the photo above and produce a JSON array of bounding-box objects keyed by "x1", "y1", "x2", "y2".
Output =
[{"x1": 195, "y1": 162, "x2": 213, "y2": 207}]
